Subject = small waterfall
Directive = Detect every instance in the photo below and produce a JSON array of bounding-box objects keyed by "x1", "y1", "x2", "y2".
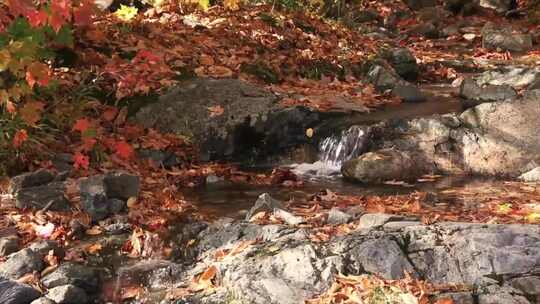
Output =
[{"x1": 291, "y1": 125, "x2": 369, "y2": 176}]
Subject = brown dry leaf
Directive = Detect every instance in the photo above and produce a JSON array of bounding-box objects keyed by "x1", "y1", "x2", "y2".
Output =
[
  {"x1": 85, "y1": 243, "x2": 103, "y2": 255},
  {"x1": 85, "y1": 226, "x2": 103, "y2": 235},
  {"x1": 191, "y1": 265, "x2": 218, "y2": 291},
  {"x1": 207, "y1": 66, "x2": 233, "y2": 78},
  {"x1": 435, "y1": 299, "x2": 454, "y2": 304},
  {"x1": 121, "y1": 286, "x2": 142, "y2": 300},
  {"x1": 207, "y1": 105, "x2": 224, "y2": 118},
  {"x1": 166, "y1": 288, "x2": 191, "y2": 300},
  {"x1": 200, "y1": 54, "x2": 215, "y2": 66}
]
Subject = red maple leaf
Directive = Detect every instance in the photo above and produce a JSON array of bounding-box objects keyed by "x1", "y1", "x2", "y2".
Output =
[
  {"x1": 25, "y1": 9, "x2": 48, "y2": 28},
  {"x1": 72, "y1": 118, "x2": 91, "y2": 133},
  {"x1": 13, "y1": 129, "x2": 28, "y2": 148},
  {"x1": 26, "y1": 62, "x2": 51, "y2": 88},
  {"x1": 114, "y1": 141, "x2": 134, "y2": 159},
  {"x1": 73, "y1": 0, "x2": 96, "y2": 26},
  {"x1": 73, "y1": 152, "x2": 90, "y2": 170}
]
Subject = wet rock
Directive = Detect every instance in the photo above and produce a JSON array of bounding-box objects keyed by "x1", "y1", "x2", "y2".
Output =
[
  {"x1": 0, "y1": 279, "x2": 41, "y2": 304},
  {"x1": 386, "y1": 48, "x2": 418, "y2": 81},
  {"x1": 79, "y1": 171, "x2": 139, "y2": 221},
  {"x1": 136, "y1": 78, "x2": 332, "y2": 162},
  {"x1": 482, "y1": 23, "x2": 533, "y2": 53},
  {"x1": 0, "y1": 237, "x2": 19, "y2": 257},
  {"x1": 460, "y1": 77, "x2": 517, "y2": 106},
  {"x1": 31, "y1": 298, "x2": 56, "y2": 304},
  {"x1": 367, "y1": 65, "x2": 402, "y2": 92},
  {"x1": 245, "y1": 193, "x2": 283, "y2": 221},
  {"x1": 116, "y1": 260, "x2": 183, "y2": 291},
  {"x1": 342, "y1": 149, "x2": 423, "y2": 183},
  {"x1": 508, "y1": 276, "x2": 540, "y2": 296},
  {"x1": 392, "y1": 83, "x2": 427, "y2": 102},
  {"x1": 273, "y1": 209, "x2": 304, "y2": 226},
  {"x1": 0, "y1": 249, "x2": 44, "y2": 280},
  {"x1": 326, "y1": 208, "x2": 352, "y2": 225},
  {"x1": 479, "y1": 0, "x2": 514, "y2": 12},
  {"x1": 46, "y1": 285, "x2": 88, "y2": 304},
  {"x1": 41, "y1": 263, "x2": 99, "y2": 292},
  {"x1": 518, "y1": 167, "x2": 540, "y2": 182}
]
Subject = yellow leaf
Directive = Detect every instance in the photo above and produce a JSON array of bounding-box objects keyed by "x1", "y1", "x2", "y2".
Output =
[
  {"x1": 306, "y1": 128, "x2": 314, "y2": 138},
  {"x1": 224, "y1": 0, "x2": 240, "y2": 10},
  {"x1": 114, "y1": 5, "x2": 138, "y2": 22},
  {"x1": 497, "y1": 203, "x2": 512, "y2": 214},
  {"x1": 0, "y1": 49, "x2": 11, "y2": 72},
  {"x1": 525, "y1": 212, "x2": 540, "y2": 223}
]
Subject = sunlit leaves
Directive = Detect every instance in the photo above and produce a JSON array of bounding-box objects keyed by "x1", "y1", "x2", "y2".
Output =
[
  {"x1": 25, "y1": 62, "x2": 51, "y2": 88},
  {"x1": 19, "y1": 101, "x2": 45, "y2": 126},
  {"x1": 0, "y1": 49, "x2": 10, "y2": 71},
  {"x1": 114, "y1": 5, "x2": 138, "y2": 22},
  {"x1": 12, "y1": 129, "x2": 28, "y2": 148},
  {"x1": 73, "y1": 151, "x2": 90, "y2": 170}
]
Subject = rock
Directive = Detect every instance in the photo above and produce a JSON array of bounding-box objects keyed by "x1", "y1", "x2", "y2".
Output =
[
  {"x1": 28, "y1": 240, "x2": 63, "y2": 258},
  {"x1": 478, "y1": 290, "x2": 530, "y2": 304},
  {"x1": 367, "y1": 65, "x2": 402, "y2": 92},
  {"x1": 482, "y1": 23, "x2": 533, "y2": 53},
  {"x1": 0, "y1": 279, "x2": 41, "y2": 304},
  {"x1": 508, "y1": 276, "x2": 540, "y2": 296},
  {"x1": 103, "y1": 171, "x2": 140, "y2": 200},
  {"x1": 187, "y1": 221, "x2": 540, "y2": 304},
  {"x1": 9, "y1": 170, "x2": 69, "y2": 212},
  {"x1": 392, "y1": 83, "x2": 427, "y2": 102},
  {"x1": 404, "y1": 0, "x2": 437, "y2": 10},
  {"x1": 326, "y1": 208, "x2": 352, "y2": 225},
  {"x1": 342, "y1": 149, "x2": 423, "y2": 183},
  {"x1": 358, "y1": 213, "x2": 407, "y2": 229},
  {"x1": 137, "y1": 149, "x2": 179, "y2": 168},
  {"x1": 273, "y1": 209, "x2": 304, "y2": 226},
  {"x1": 116, "y1": 260, "x2": 183, "y2": 291},
  {"x1": 386, "y1": 48, "x2": 418, "y2": 81},
  {"x1": 460, "y1": 77, "x2": 517, "y2": 106},
  {"x1": 518, "y1": 167, "x2": 540, "y2": 182},
  {"x1": 479, "y1": 0, "x2": 514, "y2": 12},
  {"x1": 0, "y1": 237, "x2": 19, "y2": 257},
  {"x1": 41, "y1": 263, "x2": 99, "y2": 292},
  {"x1": 46, "y1": 285, "x2": 87, "y2": 304},
  {"x1": 245, "y1": 193, "x2": 283, "y2": 221},
  {"x1": 0, "y1": 249, "x2": 44, "y2": 280},
  {"x1": 79, "y1": 171, "x2": 139, "y2": 221},
  {"x1": 457, "y1": 93, "x2": 540, "y2": 176},
  {"x1": 14, "y1": 183, "x2": 69, "y2": 211},
  {"x1": 31, "y1": 297, "x2": 56, "y2": 304},
  {"x1": 8, "y1": 169, "x2": 56, "y2": 195},
  {"x1": 342, "y1": 236, "x2": 416, "y2": 279},
  {"x1": 475, "y1": 66, "x2": 540, "y2": 89},
  {"x1": 410, "y1": 22, "x2": 439, "y2": 38}
]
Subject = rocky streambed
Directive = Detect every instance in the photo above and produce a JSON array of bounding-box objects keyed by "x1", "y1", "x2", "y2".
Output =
[{"x1": 3, "y1": 4, "x2": 540, "y2": 304}]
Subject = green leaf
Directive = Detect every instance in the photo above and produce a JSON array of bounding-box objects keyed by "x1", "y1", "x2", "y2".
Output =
[{"x1": 54, "y1": 25, "x2": 74, "y2": 47}]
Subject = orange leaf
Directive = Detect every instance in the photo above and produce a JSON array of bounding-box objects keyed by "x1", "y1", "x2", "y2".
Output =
[
  {"x1": 72, "y1": 118, "x2": 91, "y2": 133},
  {"x1": 26, "y1": 62, "x2": 51, "y2": 88},
  {"x1": 115, "y1": 141, "x2": 134, "y2": 159},
  {"x1": 19, "y1": 101, "x2": 45, "y2": 126},
  {"x1": 207, "y1": 105, "x2": 224, "y2": 118},
  {"x1": 73, "y1": 152, "x2": 90, "y2": 170},
  {"x1": 13, "y1": 129, "x2": 28, "y2": 148}
]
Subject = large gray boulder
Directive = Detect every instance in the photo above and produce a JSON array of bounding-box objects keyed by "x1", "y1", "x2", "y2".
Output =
[
  {"x1": 0, "y1": 249, "x2": 44, "y2": 280},
  {"x1": 460, "y1": 77, "x2": 517, "y2": 107},
  {"x1": 41, "y1": 263, "x2": 99, "y2": 293},
  {"x1": 0, "y1": 279, "x2": 41, "y2": 304},
  {"x1": 342, "y1": 149, "x2": 423, "y2": 183},
  {"x1": 9, "y1": 170, "x2": 69, "y2": 211},
  {"x1": 343, "y1": 90, "x2": 540, "y2": 182},
  {"x1": 134, "y1": 78, "x2": 349, "y2": 162},
  {"x1": 183, "y1": 221, "x2": 540, "y2": 304}
]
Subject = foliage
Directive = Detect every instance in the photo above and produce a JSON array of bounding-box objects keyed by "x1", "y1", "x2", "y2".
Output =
[{"x1": 0, "y1": 0, "x2": 96, "y2": 169}]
